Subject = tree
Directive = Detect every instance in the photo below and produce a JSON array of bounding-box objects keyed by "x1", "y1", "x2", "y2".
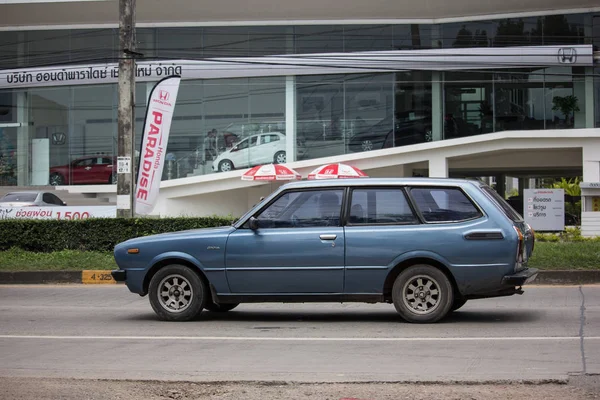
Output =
[{"x1": 552, "y1": 95, "x2": 580, "y2": 125}]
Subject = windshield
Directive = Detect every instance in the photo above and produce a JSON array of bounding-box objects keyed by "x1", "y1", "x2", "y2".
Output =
[{"x1": 0, "y1": 193, "x2": 37, "y2": 202}]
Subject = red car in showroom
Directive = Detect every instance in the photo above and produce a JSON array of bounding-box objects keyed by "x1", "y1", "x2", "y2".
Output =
[{"x1": 49, "y1": 156, "x2": 116, "y2": 186}]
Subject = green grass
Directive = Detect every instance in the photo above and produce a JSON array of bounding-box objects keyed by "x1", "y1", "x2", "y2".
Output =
[
  {"x1": 0, "y1": 248, "x2": 116, "y2": 271},
  {"x1": 528, "y1": 241, "x2": 600, "y2": 270},
  {"x1": 0, "y1": 241, "x2": 598, "y2": 272}
]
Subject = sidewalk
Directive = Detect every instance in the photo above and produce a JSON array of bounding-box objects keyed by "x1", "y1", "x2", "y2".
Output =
[{"x1": 0, "y1": 269, "x2": 599, "y2": 285}]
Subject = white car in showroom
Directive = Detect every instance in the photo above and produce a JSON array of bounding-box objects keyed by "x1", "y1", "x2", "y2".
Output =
[{"x1": 212, "y1": 132, "x2": 288, "y2": 172}]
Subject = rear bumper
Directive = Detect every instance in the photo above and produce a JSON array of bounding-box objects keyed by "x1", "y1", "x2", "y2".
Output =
[
  {"x1": 502, "y1": 268, "x2": 538, "y2": 286},
  {"x1": 111, "y1": 269, "x2": 127, "y2": 282}
]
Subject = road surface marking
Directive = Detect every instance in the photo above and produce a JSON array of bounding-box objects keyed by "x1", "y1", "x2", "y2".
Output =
[{"x1": 0, "y1": 335, "x2": 598, "y2": 341}]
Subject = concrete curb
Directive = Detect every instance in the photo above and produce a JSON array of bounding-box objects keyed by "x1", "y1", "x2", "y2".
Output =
[{"x1": 0, "y1": 270, "x2": 599, "y2": 285}]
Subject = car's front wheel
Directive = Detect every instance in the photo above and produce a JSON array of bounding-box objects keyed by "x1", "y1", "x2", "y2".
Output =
[
  {"x1": 148, "y1": 265, "x2": 206, "y2": 321},
  {"x1": 392, "y1": 265, "x2": 454, "y2": 323},
  {"x1": 49, "y1": 173, "x2": 64, "y2": 186},
  {"x1": 218, "y1": 159, "x2": 234, "y2": 172}
]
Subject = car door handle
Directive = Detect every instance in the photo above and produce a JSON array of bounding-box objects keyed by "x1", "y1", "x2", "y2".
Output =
[{"x1": 319, "y1": 234, "x2": 337, "y2": 240}]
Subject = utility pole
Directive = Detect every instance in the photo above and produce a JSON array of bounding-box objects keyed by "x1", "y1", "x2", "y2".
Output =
[{"x1": 117, "y1": 0, "x2": 136, "y2": 218}]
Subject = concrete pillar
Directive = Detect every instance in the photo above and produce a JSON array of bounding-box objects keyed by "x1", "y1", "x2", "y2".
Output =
[
  {"x1": 431, "y1": 71, "x2": 443, "y2": 142},
  {"x1": 16, "y1": 92, "x2": 30, "y2": 186},
  {"x1": 583, "y1": 140, "x2": 600, "y2": 183},
  {"x1": 584, "y1": 67, "x2": 595, "y2": 129},
  {"x1": 285, "y1": 76, "x2": 296, "y2": 163},
  {"x1": 428, "y1": 157, "x2": 448, "y2": 178},
  {"x1": 495, "y1": 174, "x2": 506, "y2": 198}
]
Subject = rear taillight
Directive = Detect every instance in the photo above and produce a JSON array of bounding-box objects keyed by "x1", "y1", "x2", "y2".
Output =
[{"x1": 513, "y1": 226, "x2": 524, "y2": 269}]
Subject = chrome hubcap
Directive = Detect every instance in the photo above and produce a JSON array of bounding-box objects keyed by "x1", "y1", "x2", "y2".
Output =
[
  {"x1": 402, "y1": 275, "x2": 441, "y2": 315},
  {"x1": 361, "y1": 140, "x2": 373, "y2": 151},
  {"x1": 220, "y1": 162, "x2": 231, "y2": 172},
  {"x1": 158, "y1": 274, "x2": 193, "y2": 313}
]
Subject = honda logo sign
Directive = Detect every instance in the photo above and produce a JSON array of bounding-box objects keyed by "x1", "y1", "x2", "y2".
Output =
[
  {"x1": 51, "y1": 132, "x2": 66, "y2": 145},
  {"x1": 558, "y1": 48, "x2": 577, "y2": 64},
  {"x1": 159, "y1": 90, "x2": 170, "y2": 101}
]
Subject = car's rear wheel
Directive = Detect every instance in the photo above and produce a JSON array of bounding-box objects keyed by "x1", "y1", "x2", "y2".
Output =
[
  {"x1": 204, "y1": 301, "x2": 239, "y2": 313},
  {"x1": 273, "y1": 151, "x2": 286, "y2": 164},
  {"x1": 361, "y1": 139, "x2": 374, "y2": 151},
  {"x1": 218, "y1": 159, "x2": 234, "y2": 172},
  {"x1": 49, "y1": 173, "x2": 64, "y2": 186},
  {"x1": 392, "y1": 265, "x2": 453, "y2": 323},
  {"x1": 148, "y1": 265, "x2": 206, "y2": 321}
]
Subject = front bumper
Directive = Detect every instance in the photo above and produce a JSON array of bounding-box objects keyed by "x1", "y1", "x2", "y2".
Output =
[
  {"x1": 111, "y1": 269, "x2": 127, "y2": 282},
  {"x1": 502, "y1": 268, "x2": 539, "y2": 286}
]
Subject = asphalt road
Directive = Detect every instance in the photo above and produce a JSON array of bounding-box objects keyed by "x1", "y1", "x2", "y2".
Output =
[{"x1": 0, "y1": 284, "x2": 598, "y2": 384}]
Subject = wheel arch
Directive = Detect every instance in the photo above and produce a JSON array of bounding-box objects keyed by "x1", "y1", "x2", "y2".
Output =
[
  {"x1": 383, "y1": 256, "x2": 460, "y2": 302},
  {"x1": 142, "y1": 253, "x2": 210, "y2": 295}
]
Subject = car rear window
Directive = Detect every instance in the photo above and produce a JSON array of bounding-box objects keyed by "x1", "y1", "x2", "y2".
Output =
[
  {"x1": 481, "y1": 185, "x2": 523, "y2": 222},
  {"x1": 410, "y1": 187, "x2": 482, "y2": 223},
  {"x1": 1, "y1": 193, "x2": 37, "y2": 202}
]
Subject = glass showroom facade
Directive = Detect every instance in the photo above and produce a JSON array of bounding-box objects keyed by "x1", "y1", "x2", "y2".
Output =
[{"x1": 0, "y1": 12, "x2": 599, "y2": 185}]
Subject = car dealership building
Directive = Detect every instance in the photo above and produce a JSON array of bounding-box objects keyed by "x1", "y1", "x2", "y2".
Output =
[{"x1": 0, "y1": 0, "x2": 600, "y2": 233}]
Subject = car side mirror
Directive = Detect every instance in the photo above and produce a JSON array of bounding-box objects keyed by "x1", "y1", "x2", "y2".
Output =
[
  {"x1": 248, "y1": 217, "x2": 259, "y2": 230},
  {"x1": 231, "y1": 146, "x2": 238, "y2": 152},
  {"x1": 63, "y1": 202, "x2": 67, "y2": 206}
]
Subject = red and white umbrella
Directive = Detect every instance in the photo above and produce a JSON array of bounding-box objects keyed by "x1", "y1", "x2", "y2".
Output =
[
  {"x1": 242, "y1": 164, "x2": 301, "y2": 181},
  {"x1": 307, "y1": 163, "x2": 368, "y2": 180}
]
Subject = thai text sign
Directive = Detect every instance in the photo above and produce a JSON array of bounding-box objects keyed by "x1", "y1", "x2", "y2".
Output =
[
  {"x1": 0, "y1": 206, "x2": 116, "y2": 220},
  {"x1": 523, "y1": 189, "x2": 565, "y2": 231}
]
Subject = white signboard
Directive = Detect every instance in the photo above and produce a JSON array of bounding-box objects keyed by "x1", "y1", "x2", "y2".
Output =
[
  {"x1": 524, "y1": 189, "x2": 565, "y2": 231},
  {"x1": 134, "y1": 76, "x2": 181, "y2": 215},
  {"x1": 0, "y1": 45, "x2": 594, "y2": 89},
  {"x1": 0, "y1": 206, "x2": 116, "y2": 220},
  {"x1": 117, "y1": 156, "x2": 131, "y2": 174}
]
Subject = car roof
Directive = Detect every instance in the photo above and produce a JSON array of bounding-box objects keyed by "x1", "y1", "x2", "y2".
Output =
[
  {"x1": 3, "y1": 191, "x2": 43, "y2": 195},
  {"x1": 277, "y1": 177, "x2": 483, "y2": 190}
]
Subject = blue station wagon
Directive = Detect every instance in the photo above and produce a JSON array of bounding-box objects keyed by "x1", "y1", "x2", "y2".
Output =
[{"x1": 112, "y1": 178, "x2": 537, "y2": 323}]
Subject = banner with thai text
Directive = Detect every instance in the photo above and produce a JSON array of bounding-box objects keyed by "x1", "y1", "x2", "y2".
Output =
[
  {"x1": 134, "y1": 75, "x2": 181, "y2": 215},
  {"x1": 0, "y1": 206, "x2": 116, "y2": 220}
]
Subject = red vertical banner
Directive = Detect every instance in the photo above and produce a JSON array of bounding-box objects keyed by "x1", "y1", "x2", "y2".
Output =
[{"x1": 135, "y1": 75, "x2": 181, "y2": 215}]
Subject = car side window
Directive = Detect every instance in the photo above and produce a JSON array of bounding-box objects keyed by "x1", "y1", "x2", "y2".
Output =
[
  {"x1": 42, "y1": 193, "x2": 53, "y2": 204},
  {"x1": 410, "y1": 187, "x2": 482, "y2": 223},
  {"x1": 49, "y1": 194, "x2": 64, "y2": 205},
  {"x1": 349, "y1": 188, "x2": 417, "y2": 225},
  {"x1": 261, "y1": 134, "x2": 280, "y2": 145},
  {"x1": 249, "y1": 136, "x2": 258, "y2": 148},
  {"x1": 255, "y1": 189, "x2": 344, "y2": 228},
  {"x1": 74, "y1": 158, "x2": 93, "y2": 167},
  {"x1": 236, "y1": 139, "x2": 249, "y2": 151}
]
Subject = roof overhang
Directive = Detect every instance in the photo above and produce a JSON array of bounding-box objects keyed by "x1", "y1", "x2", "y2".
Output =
[{"x1": 1, "y1": 0, "x2": 599, "y2": 30}]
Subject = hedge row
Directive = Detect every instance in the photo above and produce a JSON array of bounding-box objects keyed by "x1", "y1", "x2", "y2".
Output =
[{"x1": 0, "y1": 217, "x2": 234, "y2": 253}]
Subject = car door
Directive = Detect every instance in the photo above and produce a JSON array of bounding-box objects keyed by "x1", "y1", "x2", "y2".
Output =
[
  {"x1": 256, "y1": 134, "x2": 280, "y2": 165},
  {"x1": 225, "y1": 188, "x2": 345, "y2": 294},
  {"x1": 229, "y1": 137, "x2": 250, "y2": 168},
  {"x1": 343, "y1": 187, "x2": 422, "y2": 293},
  {"x1": 89, "y1": 157, "x2": 113, "y2": 183},
  {"x1": 70, "y1": 157, "x2": 95, "y2": 184}
]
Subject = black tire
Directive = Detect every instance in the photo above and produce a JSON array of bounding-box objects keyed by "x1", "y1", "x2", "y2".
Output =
[
  {"x1": 148, "y1": 264, "x2": 207, "y2": 321},
  {"x1": 204, "y1": 302, "x2": 240, "y2": 313},
  {"x1": 49, "y1": 173, "x2": 64, "y2": 186},
  {"x1": 273, "y1": 151, "x2": 286, "y2": 164},
  {"x1": 451, "y1": 297, "x2": 468, "y2": 312},
  {"x1": 218, "y1": 159, "x2": 234, "y2": 172},
  {"x1": 392, "y1": 264, "x2": 454, "y2": 323}
]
